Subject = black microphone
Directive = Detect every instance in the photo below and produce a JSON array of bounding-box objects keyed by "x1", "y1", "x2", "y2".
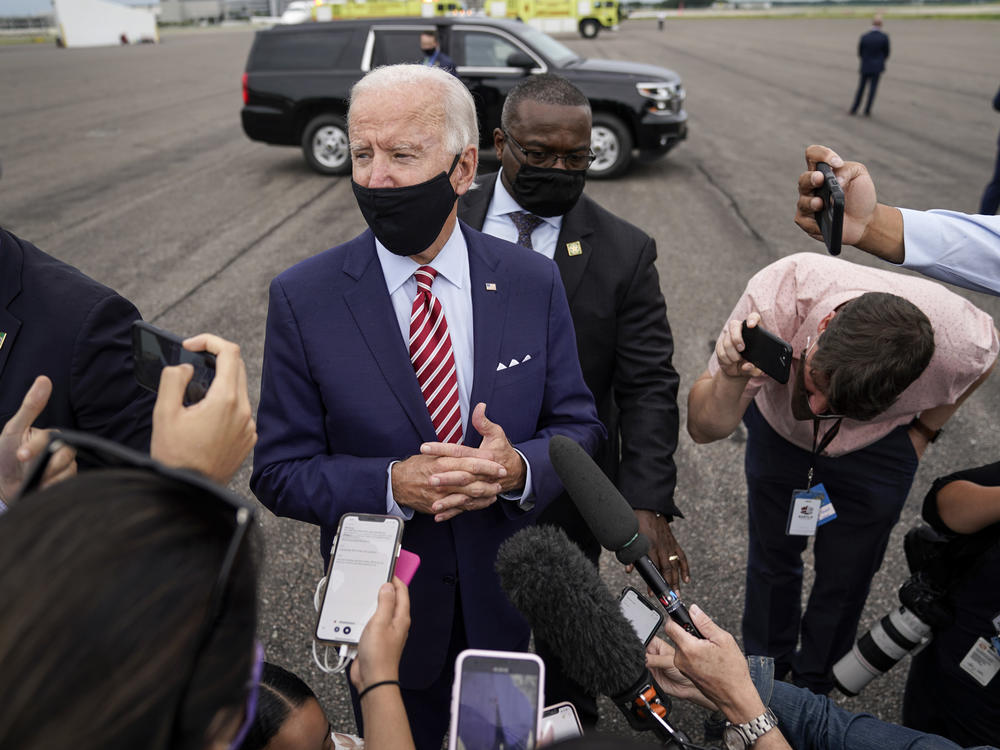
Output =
[
  {"x1": 548, "y1": 434, "x2": 703, "y2": 639},
  {"x1": 496, "y1": 526, "x2": 690, "y2": 746}
]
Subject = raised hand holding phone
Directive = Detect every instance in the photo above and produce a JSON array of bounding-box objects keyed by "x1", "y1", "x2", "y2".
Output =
[{"x1": 813, "y1": 162, "x2": 845, "y2": 255}]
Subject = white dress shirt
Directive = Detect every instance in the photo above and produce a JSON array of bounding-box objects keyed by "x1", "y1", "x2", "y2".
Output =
[
  {"x1": 899, "y1": 208, "x2": 1000, "y2": 297},
  {"x1": 481, "y1": 173, "x2": 564, "y2": 258}
]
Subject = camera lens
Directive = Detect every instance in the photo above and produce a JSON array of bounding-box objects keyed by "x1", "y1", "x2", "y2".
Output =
[{"x1": 833, "y1": 605, "x2": 933, "y2": 696}]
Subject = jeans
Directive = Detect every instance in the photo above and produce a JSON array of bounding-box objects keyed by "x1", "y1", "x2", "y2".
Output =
[{"x1": 748, "y1": 656, "x2": 998, "y2": 750}]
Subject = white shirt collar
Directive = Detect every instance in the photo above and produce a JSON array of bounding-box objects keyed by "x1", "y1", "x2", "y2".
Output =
[
  {"x1": 487, "y1": 172, "x2": 563, "y2": 228},
  {"x1": 376, "y1": 221, "x2": 468, "y2": 295}
]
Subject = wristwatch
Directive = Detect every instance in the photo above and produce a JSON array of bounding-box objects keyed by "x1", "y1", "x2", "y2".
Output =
[{"x1": 723, "y1": 707, "x2": 779, "y2": 750}]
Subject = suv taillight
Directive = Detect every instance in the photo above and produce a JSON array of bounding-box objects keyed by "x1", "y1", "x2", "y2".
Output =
[{"x1": 242, "y1": 72, "x2": 248, "y2": 105}]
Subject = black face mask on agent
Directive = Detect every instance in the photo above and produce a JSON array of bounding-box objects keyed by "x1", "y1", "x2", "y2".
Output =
[
  {"x1": 508, "y1": 163, "x2": 587, "y2": 218},
  {"x1": 352, "y1": 154, "x2": 461, "y2": 257}
]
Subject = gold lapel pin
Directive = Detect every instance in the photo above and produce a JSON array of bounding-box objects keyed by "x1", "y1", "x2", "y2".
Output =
[
  {"x1": 0, "y1": 332, "x2": 6, "y2": 352},
  {"x1": 485, "y1": 282, "x2": 497, "y2": 291},
  {"x1": 566, "y1": 241, "x2": 582, "y2": 257}
]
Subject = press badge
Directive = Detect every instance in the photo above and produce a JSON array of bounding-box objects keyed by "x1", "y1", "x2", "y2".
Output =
[
  {"x1": 787, "y1": 490, "x2": 822, "y2": 536},
  {"x1": 959, "y1": 638, "x2": 1000, "y2": 686}
]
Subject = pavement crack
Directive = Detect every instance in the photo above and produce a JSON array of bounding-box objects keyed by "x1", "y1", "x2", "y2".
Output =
[
  {"x1": 695, "y1": 161, "x2": 770, "y2": 249},
  {"x1": 151, "y1": 180, "x2": 341, "y2": 324}
]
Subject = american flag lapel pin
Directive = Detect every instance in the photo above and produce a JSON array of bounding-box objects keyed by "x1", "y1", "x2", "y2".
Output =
[{"x1": 485, "y1": 282, "x2": 497, "y2": 291}]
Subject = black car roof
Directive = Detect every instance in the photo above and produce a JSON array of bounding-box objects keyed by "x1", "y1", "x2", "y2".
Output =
[{"x1": 260, "y1": 15, "x2": 531, "y2": 35}]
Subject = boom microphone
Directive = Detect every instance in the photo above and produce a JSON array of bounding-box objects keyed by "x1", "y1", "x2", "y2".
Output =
[
  {"x1": 496, "y1": 526, "x2": 689, "y2": 746},
  {"x1": 548, "y1": 435, "x2": 703, "y2": 638}
]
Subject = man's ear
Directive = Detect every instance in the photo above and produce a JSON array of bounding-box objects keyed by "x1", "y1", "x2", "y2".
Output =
[
  {"x1": 453, "y1": 144, "x2": 479, "y2": 197},
  {"x1": 817, "y1": 309, "x2": 837, "y2": 333},
  {"x1": 493, "y1": 127, "x2": 505, "y2": 162}
]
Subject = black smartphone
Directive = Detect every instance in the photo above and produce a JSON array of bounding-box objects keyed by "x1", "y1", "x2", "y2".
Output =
[
  {"x1": 131, "y1": 321, "x2": 216, "y2": 405},
  {"x1": 814, "y1": 162, "x2": 845, "y2": 256},
  {"x1": 618, "y1": 585, "x2": 664, "y2": 647},
  {"x1": 315, "y1": 513, "x2": 403, "y2": 647},
  {"x1": 740, "y1": 321, "x2": 792, "y2": 385}
]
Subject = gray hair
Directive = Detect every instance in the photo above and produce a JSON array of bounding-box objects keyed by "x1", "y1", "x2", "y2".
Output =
[{"x1": 349, "y1": 64, "x2": 478, "y2": 155}]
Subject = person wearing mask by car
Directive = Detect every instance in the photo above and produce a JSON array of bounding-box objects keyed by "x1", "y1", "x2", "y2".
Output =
[
  {"x1": 458, "y1": 73, "x2": 684, "y2": 728},
  {"x1": 419, "y1": 31, "x2": 456, "y2": 76}
]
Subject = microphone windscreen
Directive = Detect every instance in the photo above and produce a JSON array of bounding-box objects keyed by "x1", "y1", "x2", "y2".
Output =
[
  {"x1": 548, "y1": 435, "x2": 638, "y2": 551},
  {"x1": 496, "y1": 525, "x2": 648, "y2": 698}
]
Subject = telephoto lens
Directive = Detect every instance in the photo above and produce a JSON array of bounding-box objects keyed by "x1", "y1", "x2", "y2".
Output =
[{"x1": 832, "y1": 605, "x2": 933, "y2": 696}]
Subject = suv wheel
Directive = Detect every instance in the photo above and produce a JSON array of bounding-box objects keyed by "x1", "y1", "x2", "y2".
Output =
[
  {"x1": 589, "y1": 113, "x2": 632, "y2": 179},
  {"x1": 579, "y1": 18, "x2": 600, "y2": 38},
  {"x1": 302, "y1": 114, "x2": 350, "y2": 176}
]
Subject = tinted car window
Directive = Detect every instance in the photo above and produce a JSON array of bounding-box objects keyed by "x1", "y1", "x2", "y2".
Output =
[
  {"x1": 460, "y1": 31, "x2": 522, "y2": 68},
  {"x1": 249, "y1": 29, "x2": 355, "y2": 71},
  {"x1": 370, "y1": 29, "x2": 429, "y2": 67}
]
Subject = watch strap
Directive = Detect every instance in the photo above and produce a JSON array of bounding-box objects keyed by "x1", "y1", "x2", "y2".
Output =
[
  {"x1": 730, "y1": 707, "x2": 778, "y2": 745},
  {"x1": 910, "y1": 416, "x2": 941, "y2": 443}
]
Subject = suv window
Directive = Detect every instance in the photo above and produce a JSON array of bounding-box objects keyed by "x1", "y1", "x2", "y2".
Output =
[
  {"x1": 249, "y1": 29, "x2": 355, "y2": 71},
  {"x1": 370, "y1": 29, "x2": 430, "y2": 67},
  {"x1": 458, "y1": 31, "x2": 524, "y2": 69}
]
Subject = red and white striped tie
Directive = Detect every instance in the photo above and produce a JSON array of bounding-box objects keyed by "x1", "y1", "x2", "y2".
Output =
[{"x1": 409, "y1": 266, "x2": 463, "y2": 444}]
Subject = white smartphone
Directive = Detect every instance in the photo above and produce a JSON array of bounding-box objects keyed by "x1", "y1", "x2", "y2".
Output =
[
  {"x1": 314, "y1": 513, "x2": 403, "y2": 647},
  {"x1": 540, "y1": 701, "x2": 583, "y2": 743},
  {"x1": 619, "y1": 585, "x2": 664, "y2": 647},
  {"x1": 448, "y1": 649, "x2": 545, "y2": 750}
]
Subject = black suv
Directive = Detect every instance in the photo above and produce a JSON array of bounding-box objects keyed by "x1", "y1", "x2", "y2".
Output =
[{"x1": 241, "y1": 17, "x2": 686, "y2": 179}]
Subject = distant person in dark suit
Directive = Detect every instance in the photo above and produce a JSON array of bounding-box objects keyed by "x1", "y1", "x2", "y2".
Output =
[
  {"x1": 0, "y1": 227, "x2": 154, "y2": 451},
  {"x1": 850, "y1": 13, "x2": 890, "y2": 116},
  {"x1": 979, "y1": 84, "x2": 1000, "y2": 215},
  {"x1": 420, "y1": 30, "x2": 457, "y2": 76},
  {"x1": 458, "y1": 74, "x2": 685, "y2": 727}
]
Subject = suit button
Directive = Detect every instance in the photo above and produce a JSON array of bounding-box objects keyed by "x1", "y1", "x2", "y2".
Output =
[{"x1": 442, "y1": 575, "x2": 457, "y2": 585}]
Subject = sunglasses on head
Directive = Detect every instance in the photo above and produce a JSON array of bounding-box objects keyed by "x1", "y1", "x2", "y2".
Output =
[{"x1": 17, "y1": 430, "x2": 259, "y2": 750}]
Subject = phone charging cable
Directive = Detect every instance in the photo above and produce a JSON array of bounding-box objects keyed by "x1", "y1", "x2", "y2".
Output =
[{"x1": 312, "y1": 575, "x2": 356, "y2": 674}]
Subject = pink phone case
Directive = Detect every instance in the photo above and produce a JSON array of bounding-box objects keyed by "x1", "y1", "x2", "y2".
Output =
[{"x1": 395, "y1": 548, "x2": 421, "y2": 585}]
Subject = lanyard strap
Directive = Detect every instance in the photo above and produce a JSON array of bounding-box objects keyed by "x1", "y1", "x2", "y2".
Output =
[{"x1": 807, "y1": 417, "x2": 843, "y2": 489}]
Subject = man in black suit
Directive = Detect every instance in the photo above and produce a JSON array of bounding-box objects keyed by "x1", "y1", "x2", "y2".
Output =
[
  {"x1": 458, "y1": 74, "x2": 684, "y2": 726},
  {"x1": 850, "y1": 13, "x2": 890, "y2": 116},
  {"x1": 0, "y1": 228, "x2": 154, "y2": 453}
]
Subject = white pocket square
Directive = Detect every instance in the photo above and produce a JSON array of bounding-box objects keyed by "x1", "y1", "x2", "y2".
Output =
[{"x1": 497, "y1": 354, "x2": 533, "y2": 371}]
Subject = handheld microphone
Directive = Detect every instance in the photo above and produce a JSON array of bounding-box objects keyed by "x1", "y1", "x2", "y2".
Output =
[
  {"x1": 548, "y1": 435, "x2": 703, "y2": 639},
  {"x1": 496, "y1": 526, "x2": 690, "y2": 747}
]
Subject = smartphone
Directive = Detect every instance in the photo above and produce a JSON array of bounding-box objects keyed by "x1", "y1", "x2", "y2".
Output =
[
  {"x1": 619, "y1": 586, "x2": 664, "y2": 647},
  {"x1": 540, "y1": 702, "x2": 583, "y2": 742},
  {"x1": 131, "y1": 321, "x2": 216, "y2": 405},
  {"x1": 448, "y1": 649, "x2": 545, "y2": 750},
  {"x1": 813, "y1": 161, "x2": 845, "y2": 256},
  {"x1": 740, "y1": 321, "x2": 792, "y2": 385},
  {"x1": 315, "y1": 513, "x2": 404, "y2": 646}
]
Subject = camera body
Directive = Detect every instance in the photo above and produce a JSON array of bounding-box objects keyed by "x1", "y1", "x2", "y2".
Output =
[{"x1": 833, "y1": 526, "x2": 955, "y2": 696}]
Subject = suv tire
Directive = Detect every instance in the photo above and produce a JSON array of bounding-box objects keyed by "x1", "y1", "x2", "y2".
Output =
[
  {"x1": 302, "y1": 114, "x2": 350, "y2": 176},
  {"x1": 589, "y1": 112, "x2": 632, "y2": 179},
  {"x1": 579, "y1": 18, "x2": 600, "y2": 38}
]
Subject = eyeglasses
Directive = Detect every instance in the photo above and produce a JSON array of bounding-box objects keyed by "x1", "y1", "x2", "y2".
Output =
[
  {"x1": 17, "y1": 429, "x2": 258, "y2": 750},
  {"x1": 503, "y1": 130, "x2": 596, "y2": 170},
  {"x1": 802, "y1": 336, "x2": 846, "y2": 421},
  {"x1": 228, "y1": 641, "x2": 265, "y2": 750}
]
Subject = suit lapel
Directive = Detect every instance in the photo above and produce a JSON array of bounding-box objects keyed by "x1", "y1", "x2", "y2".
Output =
[
  {"x1": 0, "y1": 230, "x2": 24, "y2": 383},
  {"x1": 554, "y1": 198, "x2": 596, "y2": 302},
  {"x1": 458, "y1": 176, "x2": 493, "y2": 229},
  {"x1": 463, "y1": 223, "x2": 506, "y2": 446},
  {"x1": 342, "y1": 235, "x2": 438, "y2": 442}
]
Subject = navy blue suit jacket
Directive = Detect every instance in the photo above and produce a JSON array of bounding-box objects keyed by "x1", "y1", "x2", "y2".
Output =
[
  {"x1": 250, "y1": 222, "x2": 604, "y2": 687},
  {"x1": 858, "y1": 29, "x2": 890, "y2": 75},
  {"x1": 0, "y1": 228, "x2": 153, "y2": 450}
]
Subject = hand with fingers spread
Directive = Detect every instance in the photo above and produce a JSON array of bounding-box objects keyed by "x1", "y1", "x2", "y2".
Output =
[
  {"x1": 0, "y1": 376, "x2": 78, "y2": 505},
  {"x1": 150, "y1": 333, "x2": 257, "y2": 485}
]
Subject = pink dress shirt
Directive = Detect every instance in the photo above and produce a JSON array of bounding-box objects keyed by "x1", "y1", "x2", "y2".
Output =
[{"x1": 707, "y1": 253, "x2": 998, "y2": 456}]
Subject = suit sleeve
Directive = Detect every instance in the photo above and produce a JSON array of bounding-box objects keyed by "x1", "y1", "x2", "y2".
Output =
[
  {"x1": 250, "y1": 277, "x2": 397, "y2": 527},
  {"x1": 510, "y1": 263, "x2": 606, "y2": 511},
  {"x1": 70, "y1": 293, "x2": 154, "y2": 451},
  {"x1": 613, "y1": 237, "x2": 682, "y2": 518}
]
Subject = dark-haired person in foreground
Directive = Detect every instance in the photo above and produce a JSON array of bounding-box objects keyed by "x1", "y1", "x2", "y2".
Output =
[
  {"x1": 647, "y1": 605, "x2": 999, "y2": 750},
  {"x1": 458, "y1": 73, "x2": 683, "y2": 727},
  {"x1": 687, "y1": 253, "x2": 997, "y2": 694}
]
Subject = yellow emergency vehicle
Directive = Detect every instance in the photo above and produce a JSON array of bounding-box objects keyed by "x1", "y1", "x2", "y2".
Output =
[
  {"x1": 311, "y1": 0, "x2": 466, "y2": 22},
  {"x1": 486, "y1": 0, "x2": 621, "y2": 38}
]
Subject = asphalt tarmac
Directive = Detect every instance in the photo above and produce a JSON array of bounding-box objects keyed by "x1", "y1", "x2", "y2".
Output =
[{"x1": 2, "y1": 15, "x2": 998, "y2": 746}]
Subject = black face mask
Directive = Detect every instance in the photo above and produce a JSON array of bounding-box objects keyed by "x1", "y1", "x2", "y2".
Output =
[
  {"x1": 508, "y1": 163, "x2": 587, "y2": 218},
  {"x1": 352, "y1": 155, "x2": 460, "y2": 256}
]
